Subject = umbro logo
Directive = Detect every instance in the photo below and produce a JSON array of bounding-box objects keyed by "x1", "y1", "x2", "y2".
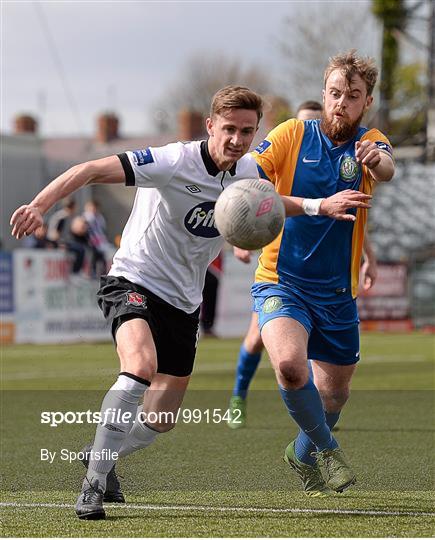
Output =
[
  {"x1": 186, "y1": 185, "x2": 201, "y2": 193},
  {"x1": 302, "y1": 156, "x2": 320, "y2": 163},
  {"x1": 102, "y1": 424, "x2": 125, "y2": 433}
]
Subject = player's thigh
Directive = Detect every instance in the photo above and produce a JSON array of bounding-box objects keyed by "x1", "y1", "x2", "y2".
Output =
[
  {"x1": 309, "y1": 321, "x2": 359, "y2": 410},
  {"x1": 311, "y1": 360, "x2": 356, "y2": 391},
  {"x1": 244, "y1": 311, "x2": 263, "y2": 353},
  {"x1": 115, "y1": 317, "x2": 158, "y2": 379},
  {"x1": 142, "y1": 373, "x2": 190, "y2": 431},
  {"x1": 252, "y1": 283, "x2": 311, "y2": 370},
  {"x1": 261, "y1": 317, "x2": 309, "y2": 386}
]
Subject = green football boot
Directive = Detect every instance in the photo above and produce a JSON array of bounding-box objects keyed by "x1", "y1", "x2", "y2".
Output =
[
  {"x1": 227, "y1": 396, "x2": 246, "y2": 429},
  {"x1": 283, "y1": 440, "x2": 334, "y2": 497},
  {"x1": 314, "y1": 447, "x2": 356, "y2": 492}
]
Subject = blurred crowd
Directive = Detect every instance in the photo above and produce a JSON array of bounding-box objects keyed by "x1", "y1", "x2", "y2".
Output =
[{"x1": 22, "y1": 198, "x2": 115, "y2": 278}]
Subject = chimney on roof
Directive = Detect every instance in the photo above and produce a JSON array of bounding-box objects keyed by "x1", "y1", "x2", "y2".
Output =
[
  {"x1": 96, "y1": 112, "x2": 119, "y2": 143},
  {"x1": 14, "y1": 114, "x2": 38, "y2": 134},
  {"x1": 178, "y1": 109, "x2": 204, "y2": 141}
]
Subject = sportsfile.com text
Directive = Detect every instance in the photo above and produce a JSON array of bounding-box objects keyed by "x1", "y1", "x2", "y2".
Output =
[{"x1": 40, "y1": 408, "x2": 242, "y2": 427}]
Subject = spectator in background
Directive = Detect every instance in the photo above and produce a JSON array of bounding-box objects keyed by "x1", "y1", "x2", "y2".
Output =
[
  {"x1": 296, "y1": 100, "x2": 323, "y2": 120},
  {"x1": 200, "y1": 251, "x2": 223, "y2": 337},
  {"x1": 47, "y1": 198, "x2": 86, "y2": 274},
  {"x1": 83, "y1": 200, "x2": 111, "y2": 277},
  {"x1": 47, "y1": 197, "x2": 77, "y2": 243},
  {"x1": 22, "y1": 223, "x2": 57, "y2": 249}
]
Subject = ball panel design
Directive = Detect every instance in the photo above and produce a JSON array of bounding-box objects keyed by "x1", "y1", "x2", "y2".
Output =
[{"x1": 215, "y1": 178, "x2": 285, "y2": 250}]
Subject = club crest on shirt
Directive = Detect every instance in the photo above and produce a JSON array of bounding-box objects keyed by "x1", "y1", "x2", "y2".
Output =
[
  {"x1": 340, "y1": 156, "x2": 360, "y2": 183},
  {"x1": 126, "y1": 292, "x2": 146, "y2": 307},
  {"x1": 263, "y1": 296, "x2": 283, "y2": 314}
]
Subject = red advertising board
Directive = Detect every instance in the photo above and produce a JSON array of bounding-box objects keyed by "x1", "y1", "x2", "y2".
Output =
[{"x1": 357, "y1": 263, "x2": 412, "y2": 330}]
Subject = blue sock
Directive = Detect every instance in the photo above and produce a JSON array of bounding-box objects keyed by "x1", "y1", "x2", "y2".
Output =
[
  {"x1": 279, "y1": 380, "x2": 337, "y2": 458},
  {"x1": 294, "y1": 410, "x2": 341, "y2": 465},
  {"x1": 232, "y1": 345, "x2": 262, "y2": 399}
]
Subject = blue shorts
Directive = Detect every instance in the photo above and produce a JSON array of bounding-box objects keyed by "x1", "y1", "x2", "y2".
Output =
[{"x1": 251, "y1": 282, "x2": 360, "y2": 366}]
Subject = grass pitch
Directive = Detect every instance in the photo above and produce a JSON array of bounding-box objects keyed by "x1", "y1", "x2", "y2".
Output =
[{"x1": 1, "y1": 332, "x2": 434, "y2": 537}]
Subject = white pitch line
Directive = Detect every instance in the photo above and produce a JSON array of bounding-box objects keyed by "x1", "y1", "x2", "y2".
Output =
[{"x1": 0, "y1": 501, "x2": 433, "y2": 518}]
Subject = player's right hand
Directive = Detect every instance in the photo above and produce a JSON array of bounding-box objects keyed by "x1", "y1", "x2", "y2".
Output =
[
  {"x1": 233, "y1": 246, "x2": 252, "y2": 263},
  {"x1": 10, "y1": 205, "x2": 43, "y2": 239},
  {"x1": 320, "y1": 190, "x2": 371, "y2": 222}
]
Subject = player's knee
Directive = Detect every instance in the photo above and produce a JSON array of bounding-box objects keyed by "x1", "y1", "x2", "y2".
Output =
[
  {"x1": 116, "y1": 344, "x2": 156, "y2": 381},
  {"x1": 319, "y1": 388, "x2": 350, "y2": 412},
  {"x1": 277, "y1": 361, "x2": 308, "y2": 390}
]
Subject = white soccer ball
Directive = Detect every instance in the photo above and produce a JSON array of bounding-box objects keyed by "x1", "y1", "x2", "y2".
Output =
[{"x1": 214, "y1": 178, "x2": 285, "y2": 250}]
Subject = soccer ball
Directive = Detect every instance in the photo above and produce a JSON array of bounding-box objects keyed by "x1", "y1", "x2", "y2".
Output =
[{"x1": 214, "y1": 178, "x2": 285, "y2": 250}]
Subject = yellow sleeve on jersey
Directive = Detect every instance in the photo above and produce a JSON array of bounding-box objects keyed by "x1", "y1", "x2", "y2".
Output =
[
  {"x1": 252, "y1": 119, "x2": 305, "y2": 284},
  {"x1": 350, "y1": 128, "x2": 394, "y2": 298},
  {"x1": 252, "y1": 119, "x2": 305, "y2": 193}
]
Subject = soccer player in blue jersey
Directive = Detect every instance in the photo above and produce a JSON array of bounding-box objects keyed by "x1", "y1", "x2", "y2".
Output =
[
  {"x1": 228, "y1": 100, "x2": 379, "y2": 430},
  {"x1": 249, "y1": 51, "x2": 394, "y2": 496}
]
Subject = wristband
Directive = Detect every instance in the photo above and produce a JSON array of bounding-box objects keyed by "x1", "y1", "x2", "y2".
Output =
[{"x1": 302, "y1": 198, "x2": 324, "y2": 216}]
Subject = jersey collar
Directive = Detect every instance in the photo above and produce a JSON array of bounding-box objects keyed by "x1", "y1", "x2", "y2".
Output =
[{"x1": 200, "y1": 140, "x2": 237, "y2": 177}]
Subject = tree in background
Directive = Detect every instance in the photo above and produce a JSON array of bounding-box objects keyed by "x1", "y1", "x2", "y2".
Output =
[
  {"x1": 372, "y1": 0, "x2": 431, "y2": 144},
  {"x1": 153, "y1": 53, "x2": 274, "y2": 133},
  {"x1": 276, "y1": 1, "x2": 380, "y2": 115},
  {"x1": 372, "y1": 0, "x2": 408, "y2": 133}
]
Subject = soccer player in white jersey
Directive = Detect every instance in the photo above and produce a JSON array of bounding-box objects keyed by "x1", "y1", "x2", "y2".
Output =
[{"x1": 10, "y1": 86, "x2": 371, "y2": 520}]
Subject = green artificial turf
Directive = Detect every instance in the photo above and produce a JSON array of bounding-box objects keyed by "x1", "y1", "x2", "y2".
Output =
[{"x1": 1, "y1": 332, "x2": 434, "y2": 537}]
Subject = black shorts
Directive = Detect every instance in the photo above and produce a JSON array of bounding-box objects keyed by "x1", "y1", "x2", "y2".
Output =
[{"x1": 97, "y1": 275, "x2": 200, "y2": 377}]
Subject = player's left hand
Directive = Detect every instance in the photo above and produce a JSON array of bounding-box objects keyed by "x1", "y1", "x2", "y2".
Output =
[
  {"x1": 10, "y1": 204, "x2": 43, "y2": 240},
  {"x1": 233, "y1": 246, "x2": 251, "y2": 264},
  {"x1": 361, "y1": 258, "x2": 378, "y2": 290},
  {"x1": 355, "y1": 140, "x2": 381, "y2": 170}
]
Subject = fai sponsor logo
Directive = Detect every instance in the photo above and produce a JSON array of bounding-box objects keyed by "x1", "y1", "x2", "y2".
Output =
[
  {"x1": 254, "y1": 140, "x2": 271, "y2": 154},
  {"x1": 185, "y1": 184, "x2": 201, "y2": 193},
  {"x1": 132, "y1": 148, "x2": 154, "y2": 166},
  {"x1": 375, "y1": 141, "x2": 393, "y2": 155},
  {"x1": 184, "y1": 201, "x2": 220, "y2": 238},
  {"x1": 340, "y1": 155, "x2": 360, "y2": 183},
  {"x1": 125, "y1": 292, "x2": 146, "y2": 307},
  {"x1": 263, "y1": 296, "x2": 283, "y2": 314}
]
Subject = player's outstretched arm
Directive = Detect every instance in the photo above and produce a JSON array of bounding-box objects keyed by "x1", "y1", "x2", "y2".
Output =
[
  {"x1": 281, "y1": 190, "x2": 371, "y2": 221},
  {"x1": 10, "y1": 156, "x2": 124, "y2": 239}
]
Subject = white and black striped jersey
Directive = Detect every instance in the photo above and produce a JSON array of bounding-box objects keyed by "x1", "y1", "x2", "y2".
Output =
[{"x1": 109, "y1": 140, "x2": 259, "y2": 313}]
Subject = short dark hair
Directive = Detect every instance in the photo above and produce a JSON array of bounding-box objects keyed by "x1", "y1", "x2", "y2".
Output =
[
  {"x1": 210, "y1": 86, "x2": 264, "y2": 124},
  {"x1": 324, "y1": 50, "x2": 378, "y2": 96},
  {"x1": 296, "y1": 100, "x2": 323, "y2": 113}
]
